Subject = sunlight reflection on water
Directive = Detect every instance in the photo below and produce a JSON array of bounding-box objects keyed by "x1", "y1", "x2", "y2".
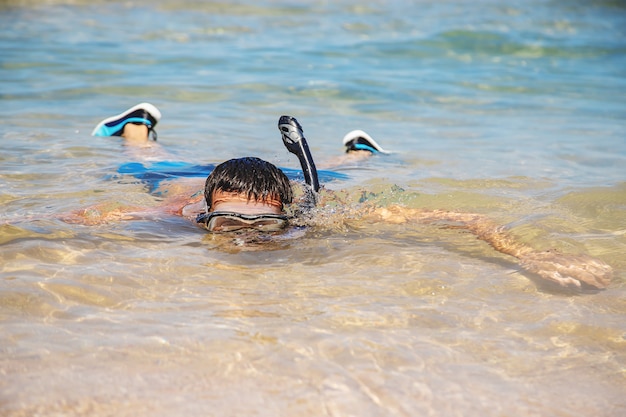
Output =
[{"x1": 1, "y1": 0, "x2": 625, "y2": 416}]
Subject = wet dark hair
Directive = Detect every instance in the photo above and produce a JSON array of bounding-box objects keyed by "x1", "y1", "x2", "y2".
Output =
[{"x1": 204, "y1": 157, "x2": 293, "y2": 210}]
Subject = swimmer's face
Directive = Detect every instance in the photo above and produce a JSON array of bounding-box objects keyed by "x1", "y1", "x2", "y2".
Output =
[
  {"x1": 211, "y1": 191, "x2": 283, "y2": 215},
  {"x1": 200, "y1": 158, "x2": 293, "y2": 233}
]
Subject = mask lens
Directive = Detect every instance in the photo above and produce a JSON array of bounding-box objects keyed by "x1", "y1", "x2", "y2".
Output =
[{"x1": 201, "y1": 212, "x2": 288, "y2": 233}]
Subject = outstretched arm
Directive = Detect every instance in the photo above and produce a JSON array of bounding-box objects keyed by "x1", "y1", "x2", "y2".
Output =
[
  {"x1": 63, "y1": 178, "x2": 205, "y2": 225},
  {"x1": 369, "y1": 205, "x2": 612, "y2": 290},
  {"x1": 62, "y1": 201, "x2": 152, "y2": 225}
]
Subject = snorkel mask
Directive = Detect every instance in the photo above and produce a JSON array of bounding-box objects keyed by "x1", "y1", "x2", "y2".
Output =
[{"x1": 197, "y1": 211, "x2": 289, "y2": 233}]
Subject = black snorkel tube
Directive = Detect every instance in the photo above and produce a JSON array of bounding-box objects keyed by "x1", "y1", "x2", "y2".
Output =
[{"x1": 278, "y1": 116, "x2": 320, "y2": 207}]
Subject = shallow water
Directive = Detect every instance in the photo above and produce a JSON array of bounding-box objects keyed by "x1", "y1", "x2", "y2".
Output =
[{"x1": 1, "y1": 1, "x2": 625, "y2": 416}]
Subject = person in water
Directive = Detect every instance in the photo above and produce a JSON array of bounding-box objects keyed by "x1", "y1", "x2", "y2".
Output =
[{"x1": 83, "y1": 103, "x2": 612, "y2": 290}]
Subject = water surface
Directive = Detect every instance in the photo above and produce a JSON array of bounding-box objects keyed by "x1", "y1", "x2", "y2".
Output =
[{"x1": 1, "y1": 1, "x2": 625, "y2": 416}]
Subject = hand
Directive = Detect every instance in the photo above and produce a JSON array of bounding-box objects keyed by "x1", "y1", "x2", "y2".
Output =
[
  {"x1": 519, "y1": 250, "x2": 612, "y2": 290},
  {"x1": 62, "y1": 202, "x2": 142, "y2": 225}
]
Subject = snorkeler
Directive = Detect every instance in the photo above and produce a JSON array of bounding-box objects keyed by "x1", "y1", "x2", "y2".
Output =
[
  {"x1": 190, "y1": 115, "x2": 384, "y2": 232},
  {"x1": 82, "y1": 104, "x2": 612, "y2": 291}
]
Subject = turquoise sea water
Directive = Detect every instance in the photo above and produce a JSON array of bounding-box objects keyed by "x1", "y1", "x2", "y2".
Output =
[{"x1": 1, "y1": 1, "x2": 625, "y2": 416}]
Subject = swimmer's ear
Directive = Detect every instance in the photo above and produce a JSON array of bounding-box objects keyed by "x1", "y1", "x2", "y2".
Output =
[{"x1": 278, "y1": 115, "x2": 320, "y2": 195}]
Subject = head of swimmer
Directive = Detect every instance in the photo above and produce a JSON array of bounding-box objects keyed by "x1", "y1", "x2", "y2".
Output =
[{"x1": 204, "y1": 157, "x2": 293, "y2": 215}]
